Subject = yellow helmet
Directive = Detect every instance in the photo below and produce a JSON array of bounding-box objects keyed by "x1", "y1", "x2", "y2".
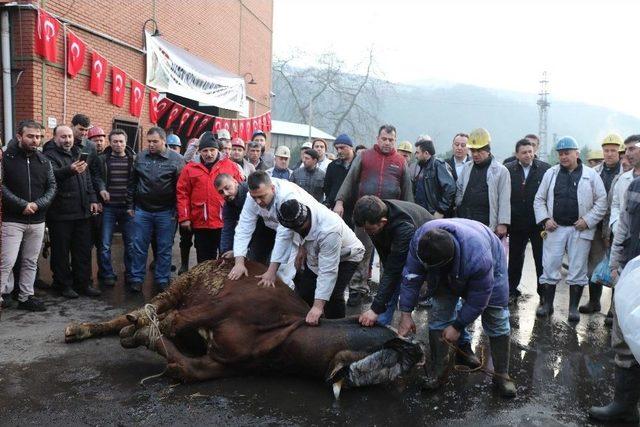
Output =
[
  {"x1": 587, "y1": 149, "x2": 604, "y2": 161},
  {"x1": 601, "y1": 133, "x2": 624, "y2": 149},
  {"x1": 467, "y1": 128, "x2": 491, "y2": 149},
  {"x1": 397, "y1": 141, "x2": 413, "y2": 153}
]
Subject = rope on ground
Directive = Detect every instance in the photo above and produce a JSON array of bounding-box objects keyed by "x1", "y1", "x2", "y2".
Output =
[
  {"x1": 139, "y1": 303, "x2": 169, "y2": 385},
  {"x1": 442, "y1": 338, "x2": 510, "y2": 381}
]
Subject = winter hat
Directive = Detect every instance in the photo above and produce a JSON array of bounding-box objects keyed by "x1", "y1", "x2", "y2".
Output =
[
  {"x1": 417, "y1": 228, "x2": 455, "y2": 269},
  {"x1": 334, "y1": 133, "x2": 353, "y2": 147},
  {"x1": 277, "y1": 199, "x2": 309, "y2": 230},
  {"x1": 199, "y1": 131, "x2": 221, "y2": 150}
]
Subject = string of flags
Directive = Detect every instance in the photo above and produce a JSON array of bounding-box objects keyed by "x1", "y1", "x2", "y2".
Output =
[{"x1": 33, "y1": 7, "x2": 271, "y2": 139}]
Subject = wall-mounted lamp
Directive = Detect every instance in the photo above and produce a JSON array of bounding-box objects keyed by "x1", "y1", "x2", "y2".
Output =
[
  {"x1": 244, "y1": 72, "x2": 257, "y2": 85},
  {"x1": 143, "y1": 18, "x2": 162, "y2": 37}
]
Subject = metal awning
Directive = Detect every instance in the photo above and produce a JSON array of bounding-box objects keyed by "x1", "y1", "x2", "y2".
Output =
[{"x1": 145, "y1": 32, "x2": 248, "y2": 115}]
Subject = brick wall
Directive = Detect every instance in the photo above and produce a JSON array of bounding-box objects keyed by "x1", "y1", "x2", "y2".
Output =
[{"x1": 4, "y1": 0, "x2": 272, "y2": 143}]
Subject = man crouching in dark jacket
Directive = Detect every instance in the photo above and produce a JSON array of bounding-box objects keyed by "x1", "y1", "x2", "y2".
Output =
[{"x1": 44, "y1": 125, "x2": 100, "y2": 299}]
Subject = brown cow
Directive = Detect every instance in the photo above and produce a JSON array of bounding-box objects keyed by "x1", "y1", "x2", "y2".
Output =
[{"x1": 64, "y1": 260, "x2": 423, "y2": 398}]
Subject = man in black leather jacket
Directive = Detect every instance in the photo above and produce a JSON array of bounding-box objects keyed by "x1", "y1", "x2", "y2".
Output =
[{"x1": 410, "y1": 138, "x2": 456, "y2": 218}]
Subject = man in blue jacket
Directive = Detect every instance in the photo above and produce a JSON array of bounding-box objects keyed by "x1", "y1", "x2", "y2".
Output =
[{"x1": 397, "y1": 218, "x2": 515, "y2": 398}]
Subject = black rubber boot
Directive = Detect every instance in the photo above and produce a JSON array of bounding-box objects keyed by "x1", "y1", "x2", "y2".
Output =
[
  {"x1": 60, "y1": 285, "x2": 79, "y2": 299},
  {"x1": 178, "y1": 246, "x2": 190, "y2": 275},
  {"x1": 489, "y1": 335, "x2": 517, "y2": 398},
  {"x1": 456, "y1": 341, "x2": 481, "y2": 369},
  {"x1": 588, "y1": 365, "x2": 640, "y2": 423},
  {"x1": 605, "y1": 290, "x2": 614, "y2": 326},
  {"x1": 537, "y1": 283, "x2": 545, "y2": 307},
  {"x1": 579, "y1": 282, "x2": 602, "y2": 314},
  {"x1": 421, "y1": 330, "x2": 454, "y2": 391},
  {"x1": 536, "y1": 284, "x2": 556, "y2": 317},
  {"x1": 568, "y1": 285, "x2": 584, "y2": 322}
]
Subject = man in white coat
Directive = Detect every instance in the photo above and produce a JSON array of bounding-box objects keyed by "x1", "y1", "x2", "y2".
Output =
[
  {"x1": 277, "y1": 198, "x2": 364, "y2": 325},
  {"x1": 534, "y1": 136, "x2": 607, "y2": 322},
  {"x1": 227, "y1": 171, "x2": 319, "y2": 288}
]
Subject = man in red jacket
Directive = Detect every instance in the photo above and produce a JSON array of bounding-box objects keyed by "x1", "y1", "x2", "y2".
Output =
[{"x1": 177, "y1": 132, "x2": 243, "y2": 263}]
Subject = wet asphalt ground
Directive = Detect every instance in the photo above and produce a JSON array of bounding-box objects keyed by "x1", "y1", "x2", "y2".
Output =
[{"x1": 0, "y1": 238, "x2": 620, "y2": 426}]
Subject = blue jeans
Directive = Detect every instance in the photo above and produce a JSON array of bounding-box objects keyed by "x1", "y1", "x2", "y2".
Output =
[
  {"x1": 130, "y1": 208, "x2": 176, "y2": 285},
  {"x1": 100, "y1": 205, "x2": 134, "y2": 281},
  {"x1": 377, "y1": 285, "x2": 400, "y2": 326},
  {"x1": 429, "y1": 292, "x2": 510, "y2": 340}
]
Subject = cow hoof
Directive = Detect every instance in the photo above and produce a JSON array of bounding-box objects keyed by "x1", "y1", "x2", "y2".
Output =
[
  {"x1": 65, "y1": 323, "x2": 91, "y2": 343},
  {"x1": 119, "y1": 324, "x2": 136, "y2": 339},
  {"x1": 120, "y1": 326, "x2": 151, "y2": 349}
]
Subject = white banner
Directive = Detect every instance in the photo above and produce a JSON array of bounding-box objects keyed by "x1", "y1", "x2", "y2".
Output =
[{"x1": 145, "y1": 32, "x2": 248, "y2": 115}]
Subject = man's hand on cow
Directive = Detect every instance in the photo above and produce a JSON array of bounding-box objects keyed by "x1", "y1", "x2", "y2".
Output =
[
  {"x1": 574, "y1": 217, "x2": 588, "y2": 231},
  {"x1": 295, "y1": 246, "x2": 307, "y2": 270},
  {"x1": 180, "y1": 220, "x2": 191, "y2": 232},
  {"x1": 256, "y1": 264, "x2": 278, "y2": 288},
  {"x1": 442, "y1": 325, "x2": 461, "y2": 344},
  {"x1": 228, "y1": 257, "x2": 248, "y2": 280},
  {"x1": 333, "y1": 201, "x2": 344, "y2": 217},
  {"x1": 398, "y1": 312, "x2": 416, "y2": 337},
  {"x1": 306, "y1": 300, "x2": 326, "y2": 326},
  {"x1": 545, "y1": 218, "x2": 558, "y2": 232},
  {"x1": 359, "y1": 309, "x2": 378, "y2": 327}
]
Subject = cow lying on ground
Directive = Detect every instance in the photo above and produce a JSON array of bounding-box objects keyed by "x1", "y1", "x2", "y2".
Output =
[{"x1": 64, "y1": 260, "x2": 423, "y2": 398}]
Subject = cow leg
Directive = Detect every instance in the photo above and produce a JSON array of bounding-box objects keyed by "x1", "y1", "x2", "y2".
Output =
[{"x1": 65, "y1": 314, "x2": 132, "y2": 343}]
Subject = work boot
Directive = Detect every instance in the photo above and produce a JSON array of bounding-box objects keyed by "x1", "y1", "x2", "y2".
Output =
[
  {"x1": 1, "y1": 294, "x2": 13, "y2": 308},
  {"x1": 537, "y1": 283, "x2": 545, "y2": 307},
  {"x1": 605, "y1": 290, "x2": 614, "y2": 326},
  {"x1": 536, "y1": 284, "x2": 556, "y2": 317},
  {"x1": 456, "y1": 341, "x2": 482, "y2": 369},
  {"x1": 77, "y1": 283, "x2": 102, "y2": 297},
  {"x1": 178, "y1": 246, "x2": 190, "y2": 275},
  {"x1": 489, "y1": 334, "x2": 517, "y2": 398},
  {"x1": 568, "y1": 285, "x2": 584, "y2": 322},
  {"x1": 421, "y1": 330, "x2": 454, "y2": 391},
  {"x1": 588, "y1": 365, "x2": 640, "y2": 423},
  {"x1": 17, "y1": 296, "x2": 47, "y2": 312},
  {"x1": 60, "y1": 285, "x2": 79, "y2": 299},
  {"x1": 579, "y1": 282, "x2": 602, "y2": 314}
]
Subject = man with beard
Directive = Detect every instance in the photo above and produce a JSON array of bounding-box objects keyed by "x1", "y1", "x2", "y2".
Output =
[
  {"x1": 324, "y1": 134, "x2": 356, "y2": 228},
  {"x1": 410, "y1": 137, "x2": 456, "y2": 219}
]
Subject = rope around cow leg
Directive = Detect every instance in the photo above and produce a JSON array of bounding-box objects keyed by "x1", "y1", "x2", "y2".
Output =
[
  {"x1": 139, "y1": 304, "x2": 169, "y2": 385},
  {"x1": 442, "y1": 339, "x2": 512, "y2": 381}
]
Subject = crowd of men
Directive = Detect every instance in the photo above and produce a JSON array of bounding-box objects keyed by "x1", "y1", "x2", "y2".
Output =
[{"x1": 2, "y1": 114, "x2": 640, "y2": 422}]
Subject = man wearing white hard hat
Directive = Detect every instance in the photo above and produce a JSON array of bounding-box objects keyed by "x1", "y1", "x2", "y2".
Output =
[{"x1": 266, "y1": 146, "x2": 292, "y2": 180}]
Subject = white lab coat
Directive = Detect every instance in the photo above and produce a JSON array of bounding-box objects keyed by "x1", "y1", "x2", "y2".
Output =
[{"x1": 609, "y1": 170, "x2": 636, "y2": 233}]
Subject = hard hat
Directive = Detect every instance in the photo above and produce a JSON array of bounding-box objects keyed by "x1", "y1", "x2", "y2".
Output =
[
  {"x1": 301, "y1": 141, "x2": 313, "y2": 149},
  {"x1": 87, "y1": 126, "x2": 106, "y2": 140},
  {"x1": 217, "y1": 129, "x2": 231, "y2": 140},
  {"x1": 166, "y1": 134, "x2": 182, "y2": 147},
  {"x1": 275, "y1": 145, "x2": 291, "y2": 158},
  {"x1": 555, "y1": 136, "x2": 579, "y2": 151},
  {"x1": 231, "y1": 137, "x2": 245, "y2": 149},
  {"x1": 397, "y1": 141, "x2": 413, "y2": 153},
  {"x1": 601, "y1": 133, "x2": 623, "y2": 148},
  {"x1": 467, "y1": 128, "x2": 491, "y2": 149},
  {"x1": 587, "y1": 149, "x2": 604, "y2": 161}
]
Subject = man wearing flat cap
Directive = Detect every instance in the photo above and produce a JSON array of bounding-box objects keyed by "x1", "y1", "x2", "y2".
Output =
[{"x1": 277, "y1": 198, "x2": 364, "y2": 325}]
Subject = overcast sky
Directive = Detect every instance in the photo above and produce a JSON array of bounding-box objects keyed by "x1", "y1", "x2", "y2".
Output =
[{"x1": 273, "y1": 0, "x2": 640, "y2": 117}]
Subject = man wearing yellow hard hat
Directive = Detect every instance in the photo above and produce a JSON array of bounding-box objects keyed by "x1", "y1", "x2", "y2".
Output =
[
  {"x1": 397, "y1": 140, "x2": 413, "y2": 164},
  {"x1": 580, "y1": 134, "x2": 625, "y2": 317},
  {"x1": 455, "y1": 128, "x2": 511, "y2": 238}
]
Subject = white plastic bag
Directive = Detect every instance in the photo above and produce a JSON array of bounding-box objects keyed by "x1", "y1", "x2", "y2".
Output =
[{"x1": 614, "y1": 255, "x2": 640, "y2": 364}]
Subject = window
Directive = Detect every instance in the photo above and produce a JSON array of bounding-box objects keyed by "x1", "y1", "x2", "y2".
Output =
[{"x1": 112, "y1": 118, "x2": 142, "y2": 151}]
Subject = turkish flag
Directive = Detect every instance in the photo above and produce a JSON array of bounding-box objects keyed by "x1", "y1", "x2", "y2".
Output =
[
  {"x1": 111, "y1": 66, "x2": 126, "y2": 107},
  {"x1": 89, "y1": 51, "x2": 107, "y2": 95},
  {"x1": 238, "y1": 119, "x2": 246, "y2": 141},
  {"x1": 154, "y1": 98, "x2": 173, "y2": 123},
  {"x1": 193, "y1": 115, "x2": 213, "y2": 138},
  {"x1": 265, "y1": 112, "x2": 272, "y2": 131},
  {"x1": 230, "y1": 119, "x2": 240, "y2": 138},
  {"x1": 34, "y1": 9, "x2": 60, "y2": 62},
  {"x1": 148, "y1": 91, "x2": 160, "y2": 123},
  {"x1": 243, "y1": 118, "x2": 253, "y2": 141},
  {"x1": 176, "y1": 108, "x2": 193, "y2": 134},
  {"x1": 186, "y1": 112, "x2": 202, "y2": 137},
  {"x1": 164, "y1": 104, "x2": 184, "y2": 130},
  {"x1": 214, "y1": 118, "x2": 231, "y2": 134},
  {"x1": 66, "y1": 31, "x2": 85, "y2": 77},
  {"x1": 129, "y1": 80, "x2": 145, "y2": 117}
]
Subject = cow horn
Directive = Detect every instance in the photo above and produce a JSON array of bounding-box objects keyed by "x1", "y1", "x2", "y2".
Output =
[{"x1": 332, "y1": 379, "x2": 344, "y2": 400}]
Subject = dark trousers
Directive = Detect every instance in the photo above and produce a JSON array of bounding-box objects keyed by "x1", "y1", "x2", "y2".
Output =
[
  {"x1": 48, "y1": 218, "x2": 92, "y2": 290},
  {"x1": 193, "y1": 228, "x2": 221, "y2": 263},
  {"x1": 295, "y1": 261, "x2": 358, "y2": 319},
  {"x1": 248, "y1": 219, "x2": 276, "y2": 265},
  {"x1": 508, "y1": 225, "x2": 544, "y2": 295},
  {"x1": 91, "y1": 213, "x2": 104, "y2": 279}
]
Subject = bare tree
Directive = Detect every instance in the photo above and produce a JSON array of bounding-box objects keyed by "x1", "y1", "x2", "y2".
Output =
[{"x1": 272, "y1": 49, "x2": 389, "y2": 145}]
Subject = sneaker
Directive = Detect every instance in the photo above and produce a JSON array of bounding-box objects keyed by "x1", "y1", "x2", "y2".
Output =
[
  {"x1": 17, "y1": 296, "x2": 47, "y2": 312},
  {"x1": 128, "y1": 282, "x2": 142, "y2": 293},
  {"x1": 1, "y1": 294, "x2": 13, "y2": 308}
]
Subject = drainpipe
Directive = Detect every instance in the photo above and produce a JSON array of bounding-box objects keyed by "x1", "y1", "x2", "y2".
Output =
[{"x1": 1, "y1": 10, "x2": 13, "y2": 142}]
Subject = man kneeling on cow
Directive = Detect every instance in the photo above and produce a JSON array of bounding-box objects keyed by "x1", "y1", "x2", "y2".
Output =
[
  {"x1": 397, "y1": 218, "x2": 516, "y2": 398},
  {"x1": 227, "y1": 171, "x2": 322, "y2": 288},
  {"x1": 277, "y1": 199, "x2": 364, "y2": 325}
]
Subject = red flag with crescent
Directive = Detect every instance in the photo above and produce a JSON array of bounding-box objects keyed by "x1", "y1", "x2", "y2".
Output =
[
  {"x1": 129, "y1": 80, "x2": 145, "y2": 117},
  {"x1": 35, "y1": 9, "x2": 60, "y2": 62},
  {"x1": 165, "y1": 104, "x2": 184, "y2": 130},
  {"x1": 66, "y1": 31, "x2": 85, "y2": 77},
  {"x1": 265, "y1": 112, "x2": 272, "y2": 131},
  {"x1": 176, "y1": 108, "x2": 194, "y2": 134},
  {"x1": 89, "y1": 51, "x2": 107, "y2": 95},
  {"x1": 186, "y1": 112, "x2": 203, "y2": 137},
  {"x1": 230, "y1": 119, "x2": 240, "y2": 138},
  {"x1": 111, "y1": 66, "x2": 126, "y2": 107},
  {"x1": 193, "y1": 115, "x2": 213, "y2": 138},
  {"x1": 149, "y1": 91, "x2": 160, "y2": 123}
]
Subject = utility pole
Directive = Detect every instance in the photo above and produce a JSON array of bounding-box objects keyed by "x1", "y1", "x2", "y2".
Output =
[{"x1": 537, "y1": 71, "x2": 550, "y2": 161}]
